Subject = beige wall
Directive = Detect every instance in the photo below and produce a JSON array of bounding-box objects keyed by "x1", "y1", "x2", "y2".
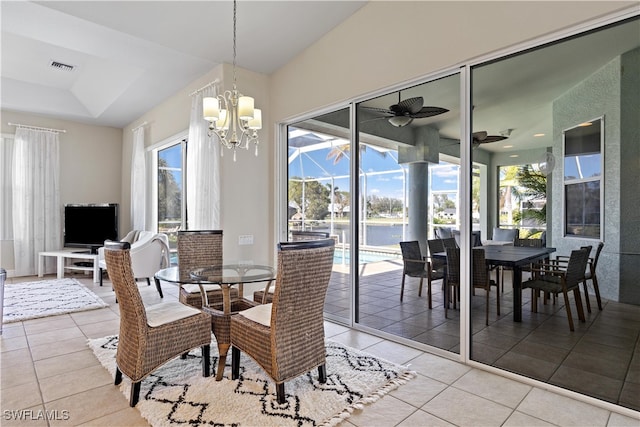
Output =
[
  {"x1": 1, "y1": 110, "x2": 122, "y2": 271},
  {"x1": 270, "y1": 1, "x2": 636, "y2": 122},
  {"x1": 120, "y1": 64, "x2": 273, "y2": 264}
]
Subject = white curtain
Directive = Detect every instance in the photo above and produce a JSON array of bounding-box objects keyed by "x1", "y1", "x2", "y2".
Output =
[
  {"x1": 12, "y1": 128, "x2": 61, "y2": 276},
  {"x1": 0, "y1": 136, "x2": 14, "y2": 240},
  {"x1": 187, "y1": 86, "x2": 220, "y2": 229},
  {"x1": 131, "y1": 127, "x2": 146, "y2": 230}
]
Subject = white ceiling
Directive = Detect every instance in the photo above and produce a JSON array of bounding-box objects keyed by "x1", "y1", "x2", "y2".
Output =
[{"x1": 1, "y1": 1, "x2": 366, "y2": 128}]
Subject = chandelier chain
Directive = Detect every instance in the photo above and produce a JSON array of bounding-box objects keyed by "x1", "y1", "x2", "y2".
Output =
[
  {"x1": 202, "y1": 0, "x2": 261, "y2": 161},
  {"x1": 232, "y1": 0, "x2": 237, "y2": 89}
]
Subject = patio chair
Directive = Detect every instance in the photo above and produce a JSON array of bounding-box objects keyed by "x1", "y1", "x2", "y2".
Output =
[
  {"x1": 523, "y1": 247, "x2": 591, "y2": 331},
  {"x1": 177, "y1": 230, "x2": 238, "y2": 309},
  {"x1": 553, "y1": 242, "x2": 603, "y2": 312},
  {"x1": 103, "y1": 241, "x2": 211, "y2": 407},
  {"x1": 445, "y1": 247, "x2": 499, "y2": 325},
  {"x1": 230, "y1": 238, "x2": 335, "y2": 404},
  {"x1": 399, "y1": 241, "x2": 444, "y2": 308}
]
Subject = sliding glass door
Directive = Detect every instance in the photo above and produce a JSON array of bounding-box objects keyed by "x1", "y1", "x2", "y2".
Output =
[{"x1": 286, "y1": 108, "x2": 352, "y2": 324}]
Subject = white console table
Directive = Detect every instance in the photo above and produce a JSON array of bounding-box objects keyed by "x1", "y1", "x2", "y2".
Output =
[{"x1": 38, "y1": 249, "x2": 100, "y2": 283}]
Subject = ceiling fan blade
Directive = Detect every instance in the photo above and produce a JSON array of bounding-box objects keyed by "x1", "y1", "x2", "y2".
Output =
[
  {"x1": 472, "y1": 131, "x2": 488, "y2": 141},
  {"x1": 410, "y1": 106, "x2": 449, "y2": 118},
  {"x1": 482, "y1": 135, "x2": 508, "y2": 143},
  {"x1": 359, "y1": 116, "x2": 389, "y2": 124},
  {"x1": 390, "y1": 96, "x2": 423, "y2": 115},
  {"x1": 360, "y1": 106, "x2": 394, "y2": 116}
]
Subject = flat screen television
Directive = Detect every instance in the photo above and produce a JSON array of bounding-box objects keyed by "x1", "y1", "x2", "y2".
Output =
[{"x1": 64, "y1": 204, "x2": 119, "y2": 253}]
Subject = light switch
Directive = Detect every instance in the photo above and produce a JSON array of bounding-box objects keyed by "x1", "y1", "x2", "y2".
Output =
[{"x1": 239, "y1": 235, "x2": 254, "y2": 245}]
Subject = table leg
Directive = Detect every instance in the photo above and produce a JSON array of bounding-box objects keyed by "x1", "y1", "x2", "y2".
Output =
[
  {"x1": 38, "y1": 254, "x2": 45, "y2": 278},
  {"x1": 216, "y1": 343, "x2": 230, "y2": 381},
  {"x1": 92, "y1": 256, "x2": 99, "y2": 283},
  {"x1": 513, "y1": 266, "x2": 522, "y2": 322},
  {"x1": 56, "y1": 256, "x2": 64, "y2": 279}
]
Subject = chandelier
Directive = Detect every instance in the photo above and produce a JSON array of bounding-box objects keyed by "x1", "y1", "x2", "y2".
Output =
[{"x1": 203, "y1": 0, "x2": 262, "y2": 161}]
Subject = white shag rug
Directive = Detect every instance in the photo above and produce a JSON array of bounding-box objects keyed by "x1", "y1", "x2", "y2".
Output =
[
  {"x1": 89, "y1": 335, "x2": 415, "y2": 427},
  {"x1": 2, "y1": 278, "x2": 109, "y2": 323}
]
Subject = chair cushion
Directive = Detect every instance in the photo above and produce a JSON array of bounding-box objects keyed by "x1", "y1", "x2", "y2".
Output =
[
  {"x1": 181, "y1": 284, "x2": 221, "y2": 294},
  {"x1": 238, "y1": 303, "x2": 272, "y2": 327},
  {"x1": 146, "y1": 301, "x2": 202, "y2": 327}
]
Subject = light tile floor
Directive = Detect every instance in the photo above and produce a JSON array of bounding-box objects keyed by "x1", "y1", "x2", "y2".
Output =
[{"x1": 1, "y1": 274, "x2": 638, "y2": 427}]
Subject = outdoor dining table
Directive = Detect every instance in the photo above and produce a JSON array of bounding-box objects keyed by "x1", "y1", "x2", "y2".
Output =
[
  {"x1": 434, "y1": 245, "x2": 556, "y2": 322},
  {"x1": 155, "y1": 263, "x2": 275, "y2": 380}
]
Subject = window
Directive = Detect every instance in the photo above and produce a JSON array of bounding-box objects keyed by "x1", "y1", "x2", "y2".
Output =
[
  {"x1": 157, "y1": 139, "x2": 186, "y2": 259},
  {"x1": 563, "y1": 118, "x2": 602, "y2": 238},
  {"x1": 498, "y1": 164, "x2": 547, "y2": 236}
]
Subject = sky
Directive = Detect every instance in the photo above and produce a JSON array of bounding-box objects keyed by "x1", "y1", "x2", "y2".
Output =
[
  {"x1": 288, "y1": 141, "x2": 459, "y2": 200},
  {"x1": 158, "y1": 134, "x2": 461, "y2": 200}
]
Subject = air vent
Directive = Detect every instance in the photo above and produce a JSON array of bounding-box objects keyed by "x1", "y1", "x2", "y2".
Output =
[{"x1": 50, "y1": 61, "x2": 75, "y2": 72}]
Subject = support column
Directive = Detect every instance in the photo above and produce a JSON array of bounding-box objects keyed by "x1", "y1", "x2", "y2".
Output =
[{"x1": 408, "y1": 162, "x2": 429, "y2": 254}]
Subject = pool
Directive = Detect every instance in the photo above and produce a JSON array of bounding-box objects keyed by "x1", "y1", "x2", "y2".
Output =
[{"x1": 333, "y1": 250, "x2": 400, "y2": 265}]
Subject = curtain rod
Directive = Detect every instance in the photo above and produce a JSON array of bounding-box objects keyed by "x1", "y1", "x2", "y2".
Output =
[
  {"x1": 131, "y1": 121, "x2": 148, "y2": 132},
  {"x1": 189, "y1": 79, "x2": 220, "y2": 96},
  {"x1": 8, "y1": 122, "x2": 66, "y2": 133}
]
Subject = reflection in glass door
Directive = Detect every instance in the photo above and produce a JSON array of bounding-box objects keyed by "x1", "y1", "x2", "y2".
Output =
[{"x1": 286, "y1": 108, "x2": 352, "y2": 324}]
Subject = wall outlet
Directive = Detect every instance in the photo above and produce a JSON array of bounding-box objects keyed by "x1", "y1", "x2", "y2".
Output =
[{"x1": 238, "y1": 234, "x2": 254, "y2": 245}]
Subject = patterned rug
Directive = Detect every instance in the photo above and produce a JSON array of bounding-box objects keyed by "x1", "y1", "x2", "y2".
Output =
[
  {"x1": 2, "y1": 278, "x2": 109, "y2": 323},
  {"x1": 89, "y1": 335, "x2": 415, "y2": 426}
]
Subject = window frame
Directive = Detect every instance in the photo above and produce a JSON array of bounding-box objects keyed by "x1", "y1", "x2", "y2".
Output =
[{"x1": 562, "y1": 116, "x2": 604, "y2": 240}]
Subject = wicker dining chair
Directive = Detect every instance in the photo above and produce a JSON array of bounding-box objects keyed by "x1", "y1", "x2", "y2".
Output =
[
  {"x1": 230, "y1": 238, "x2": 335, "y2": 404},
  {"x1": 253, "y1": 230, "x2": 329, "y2": 304},
  {"x1": 177, "y1": 230, "x2": 238, "y2": 308},
  {"x1": 103, "y1": 241, "x2": 211, "y2": 407}
]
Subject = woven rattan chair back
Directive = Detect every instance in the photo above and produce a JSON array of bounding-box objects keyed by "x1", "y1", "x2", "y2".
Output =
[
  {"x1": 271, "y1": 239, "x2": 335, "y2": 372},
  {"x1": 231, "y1": 238, "x2": 335, "y2": 404},
  {"x1": 104, "y1": 242, "x2": 148, "y2": 346},
  {"x1": 103, "y1": 240, "x2": 212, "y2": 406},
  {"x1": 290, "y1": 230, "x2": 330, "y2": 241},
  {"x1": 177, "y1": 230, "x2": 230, "y2": 308},
  {"x1": 177, "y1": 230, "x2": 223, "y2": 275}
]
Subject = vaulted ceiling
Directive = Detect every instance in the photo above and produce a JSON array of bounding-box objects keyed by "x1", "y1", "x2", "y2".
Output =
[{"x1": 1, "y1": 1, "x2": 366, "y2": 128}]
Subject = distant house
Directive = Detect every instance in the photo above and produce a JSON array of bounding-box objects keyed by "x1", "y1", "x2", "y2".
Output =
[{"x1": 436, "y1": 208, "x2": 457, "y2": 220}]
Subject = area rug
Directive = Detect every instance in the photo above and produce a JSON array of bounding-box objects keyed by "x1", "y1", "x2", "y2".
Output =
[
  {"x1": 89, "y1": 335, "x2": 415, "y2": 427},
  {"x1": 2, "y1": 278, "x2": 109, "y2": 323}
]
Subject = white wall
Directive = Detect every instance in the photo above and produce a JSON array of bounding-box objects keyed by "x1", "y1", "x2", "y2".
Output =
[{"x1": 0, "y1": 110, "x2": 122, "y2": 272}]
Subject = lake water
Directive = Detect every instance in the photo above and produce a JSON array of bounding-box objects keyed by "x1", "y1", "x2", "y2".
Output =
[{"x1": 301, "y1": 223, "x2": 407, "y2": 247}]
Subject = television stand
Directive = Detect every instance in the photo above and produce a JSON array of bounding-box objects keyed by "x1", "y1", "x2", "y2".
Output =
[{"x1": 38, "y1": 249, "x2": 100, "y2": 283}]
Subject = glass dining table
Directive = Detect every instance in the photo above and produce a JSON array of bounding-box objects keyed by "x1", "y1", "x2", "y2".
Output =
[{"x1": 155, "y1": 263, "x2": 275, "y2": 380}]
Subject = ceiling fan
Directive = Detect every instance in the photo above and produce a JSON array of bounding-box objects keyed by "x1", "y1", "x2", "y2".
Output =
[
  {"x1": 361, "y1": 94, "x2": 449, "y2": 127},
  {"x1": 472, "y1": 131, "x2": 508, "y2": 148}
]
